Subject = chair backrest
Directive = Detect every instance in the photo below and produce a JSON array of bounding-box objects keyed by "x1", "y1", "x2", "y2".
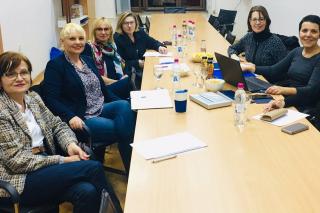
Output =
[
  {"x1": 136, "y1": 14, "x2": 144, "y2": 28},
  {"x1": 164, "y1": 7, "x2": 186, "y2": 13},
  {"x1": 226, "y1": 31, "x2": 236, "y2": 44},
  {"x1": 145, "y1": 16, "x2": 150, "y2": 33},
  {"x1": 208, "y1": 15, "x2": 220, "y2": 30},
  {"x1": 218, "y1": 9, "x2": 237, "y2": 32},
  {"x1": 219, "y1": 25, "x2": 227, "y2": 37},
  {"x1": 275, "y1": 34, "x2": 300, "y2": 51}
]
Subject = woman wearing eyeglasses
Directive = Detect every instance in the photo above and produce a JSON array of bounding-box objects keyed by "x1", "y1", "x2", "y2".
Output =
[
  {"x1": 82, "y1": 17, "x2": 132, "y2": 99},
  {"x1": 242, "y1": 15, "x2": 320, "y2": 112},
  {"x1": 228, "y1": 5, "x2": 287, "y2": 68},
  {"x1": 114, "y1": 11, "x2": 167, "y2": 89},
  {"x1": 0, "y1": 52, "x2": 121, "y2": 213}
]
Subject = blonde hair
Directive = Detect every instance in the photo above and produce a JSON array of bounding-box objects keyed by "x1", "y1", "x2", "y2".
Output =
[
  {"x1": 116, "y1": 11, "x2": 139, "y2": 34},
  {"x1": 91, "y1": 17, "x2": 114, "y2": 43},
  {"x1": 60, "y1": 23, "x2": 86, "y2": 40}
]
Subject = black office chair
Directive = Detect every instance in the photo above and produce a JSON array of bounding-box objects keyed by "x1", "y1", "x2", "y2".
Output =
[
  {"x1": 226, "y1": 31, "x2": 236, "y2": 44},
  {"x1": 218, "y1": 9, "x2": 237, "y2": 32},
  {"x1": 208, "y1": 15, "x2": 220, "y2": 30},
  {"x1": 0, "y1": 180, "x2": 58, "y2": 213},
  {"x1": 275, "y1": 34, "x2": 300, "y2": 51},
  {"x1": 136, "y1": 14, "x2": 147, "y2": 32},
  {"x1": 145, "y1": 16, "x2": 150, "y2": 33},
  {"x1": 164, "y1": 7, "x2": 186, "y2": 13},
  {"x1": 219, "y1": 25, "x2": 227, "y2": 37}
]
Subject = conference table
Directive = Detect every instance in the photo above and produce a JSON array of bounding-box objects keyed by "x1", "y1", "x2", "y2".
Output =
[{"x1": 124, "y1": 13, "x2": 320, "y2": 213}]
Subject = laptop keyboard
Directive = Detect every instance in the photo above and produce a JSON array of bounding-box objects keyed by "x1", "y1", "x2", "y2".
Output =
[{"x1": 245, "y1": 77, "x2": 272, "y2": 92}]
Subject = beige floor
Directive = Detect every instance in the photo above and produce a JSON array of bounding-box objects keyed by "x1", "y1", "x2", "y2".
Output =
[{"x1": 60, "y1": 145, "x2": 128, "y2": 213}]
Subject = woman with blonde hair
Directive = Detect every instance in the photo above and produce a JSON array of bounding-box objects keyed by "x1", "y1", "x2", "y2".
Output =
[
  {"x1": 114, "y1": 11, "x2": 167, "y2": 89},
  {"x1": 82, "y1": 17, "x2": 132, "y2": 99},
  {"x1": 42, "y1": 24, "x2": 135, "y2": 203}
]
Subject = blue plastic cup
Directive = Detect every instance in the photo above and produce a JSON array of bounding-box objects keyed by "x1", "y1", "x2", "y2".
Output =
[{"x1": 174, "y1": 89, "x2": 188, "y2": 113}]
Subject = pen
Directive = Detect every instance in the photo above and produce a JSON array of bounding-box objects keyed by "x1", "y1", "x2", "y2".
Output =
[{"x1": 152, "y1": 155, "x2": 177, "y2": 163}]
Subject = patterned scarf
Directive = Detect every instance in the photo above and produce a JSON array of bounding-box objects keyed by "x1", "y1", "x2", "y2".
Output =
[{"x1": 88, "y1": 41, "x2": 124, "y2": 78}]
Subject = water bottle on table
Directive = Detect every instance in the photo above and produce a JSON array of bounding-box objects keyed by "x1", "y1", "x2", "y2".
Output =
[{"x1": 234, "y1": 83, "x2": 247, "y2": 131}]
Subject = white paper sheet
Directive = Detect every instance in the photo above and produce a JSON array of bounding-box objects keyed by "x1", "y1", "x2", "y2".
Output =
[
  {"x1": 143, "y1": 51, "x2": 173, "y2": 57},
  {"x1": 131, "y1": 132, "x2": 207, "y2": 160},
  {"x1": 159, "y1": 57, "x2": 174, "y2": 64},
  {"x1": 252, "y1": 109, "x2": 309, "y2": 126},
  {"x1": 130, "y1": 89, "x2": 173, "y2": 110}
]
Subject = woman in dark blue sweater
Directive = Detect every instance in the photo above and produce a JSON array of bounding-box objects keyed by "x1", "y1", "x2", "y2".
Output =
[
  {"x1": 228, "y1": 5, "x2": 287, "y2": 66},
  {"x1": 114, "y1": 11, "x2": 167, "y2": 89},
  {"x1": 242, "y1": 15, "x2": 320, "y2": 111}
]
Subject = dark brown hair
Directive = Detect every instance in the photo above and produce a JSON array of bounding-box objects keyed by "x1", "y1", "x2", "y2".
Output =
[
  {"x1": 247, "y1": 5, "x2": 271, "y2": 32},
  {"x1": 0, "y1": 51, "x2": 32, "y2": 77}
]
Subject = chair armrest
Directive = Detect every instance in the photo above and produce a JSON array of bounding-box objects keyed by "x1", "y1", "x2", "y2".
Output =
[{"x1": 0, "y1": 180, "x2": 20, "y2": 204}]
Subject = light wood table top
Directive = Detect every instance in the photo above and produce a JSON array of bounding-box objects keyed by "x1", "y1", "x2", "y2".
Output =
[{"x1": 124, "y1": 13, "x2": 320, "y2": 213}]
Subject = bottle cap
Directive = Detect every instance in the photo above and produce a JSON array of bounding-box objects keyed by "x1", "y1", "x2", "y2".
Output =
[
  {"x1": 237, "y1": 83, "x2": 244, "y2": 89},
  {"x1": 174, "y1": 58, "x2": 179, "y2": 63},
  {"x1": 173, "y1": 25, "x2": 176, "y2": 28}
]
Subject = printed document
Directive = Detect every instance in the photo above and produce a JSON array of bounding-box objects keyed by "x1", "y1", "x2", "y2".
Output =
[{"x1": 131, "y1": 132, "x2": 207, "y2": 160}]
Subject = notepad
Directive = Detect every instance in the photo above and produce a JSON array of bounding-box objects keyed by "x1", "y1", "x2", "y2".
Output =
[
  {"x1": 189, "y1": 92, "x2": 233, "y2": 109},
  {"x1": 130, "y1": 89, "x2": 173, "y2": 110},
  {"x1": 143, "y1": 51, "x2": 173, "y2": 57},
  {"x1": 131, "y1": 132, "x2": 207, "y2": 160}
]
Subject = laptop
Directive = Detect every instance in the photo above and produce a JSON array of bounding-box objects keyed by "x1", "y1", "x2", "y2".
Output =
[{"x1": 214, "y1": 52, "x2": 272, "y2": 92}]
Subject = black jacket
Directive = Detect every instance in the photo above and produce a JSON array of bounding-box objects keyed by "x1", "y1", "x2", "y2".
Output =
[{"x1": 114, "y1": 29, "x2": 164, "y2": 71}]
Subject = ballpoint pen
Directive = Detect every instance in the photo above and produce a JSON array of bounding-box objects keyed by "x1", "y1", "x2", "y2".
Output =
[{"x1": 152, "y1": 155, "x2": 177, "y2": 163}]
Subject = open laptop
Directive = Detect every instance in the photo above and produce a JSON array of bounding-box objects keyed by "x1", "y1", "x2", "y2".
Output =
[{"x1": 215, "y1": 52, "x2": 272, "y2": 92}]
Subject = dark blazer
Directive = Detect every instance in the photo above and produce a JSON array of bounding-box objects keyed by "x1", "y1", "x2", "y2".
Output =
[
  {"x1": 114, "y1": 29, "x2": 164, "y2": 70},
  {"x1": 0, "y1": 92, "x2": 76, "y2": 197},
  {"x1": 82, "y1": 43, "x2": 120, "y2": 80},
  {"x1": 42, "y1": 54, "x2": 120, "y2": 123}
]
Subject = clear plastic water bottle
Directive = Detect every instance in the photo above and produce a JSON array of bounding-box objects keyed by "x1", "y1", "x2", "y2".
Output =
[
  {"x1": 172, "y1": 58, "x2": 181, "y2": 93},
  {"x1": 234, "y1": 83, "x2": 247, "y2": 131},
  {"x1": 176, "y1": 34, "x2": 183, "y2": 59},
  {"x1": 171, "y1": 25, "x2": 178, "y2": 46},
  {"x1": 191, "y1": 21, "x2": 196, "y2": 40}
]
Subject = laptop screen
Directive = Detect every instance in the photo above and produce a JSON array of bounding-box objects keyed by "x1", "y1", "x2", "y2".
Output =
[{"x1": 214, "y1": 52, "x2": 249, "y2": 90}]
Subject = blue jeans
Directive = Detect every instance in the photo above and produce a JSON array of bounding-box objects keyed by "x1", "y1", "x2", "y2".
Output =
[
  {"x1": 17, "y1": 160, "x2": 122, "y2": 213},
  {"x1": 84, "y1": 100, "x2": 135, "y2": 172}
]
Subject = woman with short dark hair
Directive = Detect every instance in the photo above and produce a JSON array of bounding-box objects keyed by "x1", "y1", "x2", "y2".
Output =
[{"x1": 0, "y1": 51, "x2": 120, "y2": 213}]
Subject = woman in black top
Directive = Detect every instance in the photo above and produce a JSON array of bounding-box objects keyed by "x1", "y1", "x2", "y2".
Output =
[
  {"x1": 114, "y1": 11, "x2": 167, "y2": 89},
  {"x1": 242, "y1": 15, "x2": 320, "y2": 111},
  {"x1": 228, "y1": 5, "x2": 287, "y2": 66}
]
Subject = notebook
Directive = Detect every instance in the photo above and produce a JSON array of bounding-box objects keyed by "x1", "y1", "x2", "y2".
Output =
[
  {"x1": 214, "y1": 52, "x2": 272, "y2": 92},
  {"x1": 189, "y1": 92, "x2": 233, "y2": 109}
]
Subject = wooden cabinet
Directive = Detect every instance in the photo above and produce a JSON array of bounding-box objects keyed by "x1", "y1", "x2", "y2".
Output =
[
  {"x1": 0, "y1": 25, "x2": 3, "y2": 54},
  {"x1": 61, "y1": 0, "x2": 95, "y2": 40}
]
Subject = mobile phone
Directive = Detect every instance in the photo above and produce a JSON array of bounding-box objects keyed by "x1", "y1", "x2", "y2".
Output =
[
  {"x1": 251, "y1": 93, "x2": 273, "y2": 100},
  {"x1": 281, "y1": 123, "x2": 309, "y2": 135}
]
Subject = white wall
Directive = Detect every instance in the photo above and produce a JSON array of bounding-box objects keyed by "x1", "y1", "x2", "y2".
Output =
[
  {"x1": 0, "y1": 0, "x2": 61, "y2": 78},
  {"x1": 95, "y1": 0, "x2": 116, "y2": 19},
  {"x1": 207, "y1": 0, "x2": 252, "y2": 38},
  {"x1": 252, "y1": 0, "x2": 320, "y2": 38}
]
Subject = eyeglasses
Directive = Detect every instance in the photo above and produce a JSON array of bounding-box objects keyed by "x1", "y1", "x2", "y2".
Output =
[
  {"x1": 123, "y1": 21, "x2": 135, "y2": 26},
  {"x1": 250, "y1": 18, "x2": 266, "y2": 23},
  {"x1": 96, "y1": 27, "x2": 110, "y2": 32},
  {"x1": 4, "y1": 70, "x2": 31, "y2": 80}
]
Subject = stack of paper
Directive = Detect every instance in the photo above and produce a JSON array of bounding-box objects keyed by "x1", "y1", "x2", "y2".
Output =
[
  {"x1": 143, "y1": 51, "x2": 173, "y2": 57},
  {"x1": 130, "y1": 89, "x2": 173, "y2": 110},
  {"x1": 131, "y1": 132, "x2": 207, "y2": 160}
]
